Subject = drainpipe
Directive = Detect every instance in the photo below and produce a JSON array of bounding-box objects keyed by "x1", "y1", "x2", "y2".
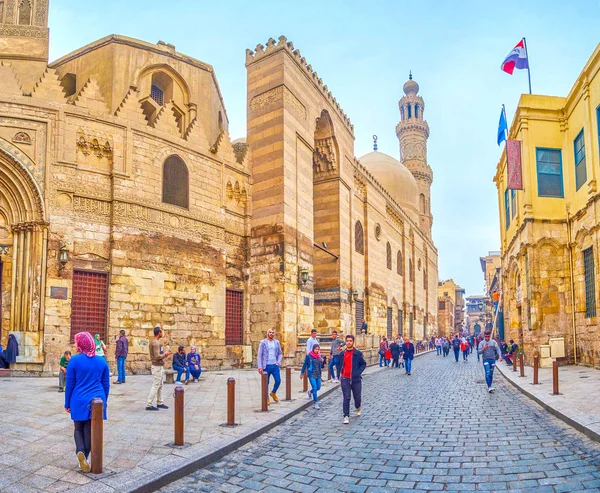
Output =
[{"x1": 566, "y1": 205, "x2": 577, "y2": 364}]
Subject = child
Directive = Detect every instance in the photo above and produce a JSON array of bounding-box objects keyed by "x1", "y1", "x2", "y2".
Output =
[
  {"x1": 300, "y1": 344, "x2": 323, "y2": 409},
  {"x1": 58, "y1": 350, "x2": 71, "y2": 392}
]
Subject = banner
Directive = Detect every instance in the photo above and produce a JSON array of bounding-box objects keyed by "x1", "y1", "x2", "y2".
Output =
[{"x1": 506, "y1": 140, "x2": 523, "y2": 190}]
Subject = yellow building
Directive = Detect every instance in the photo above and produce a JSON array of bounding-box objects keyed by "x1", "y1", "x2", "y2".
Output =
[
  {"x1": 494, "y1": 43, "x2": 600, "y2": 367},
  {"x1": 438, "y1": 279, "x2": 465, "y2": 334}
]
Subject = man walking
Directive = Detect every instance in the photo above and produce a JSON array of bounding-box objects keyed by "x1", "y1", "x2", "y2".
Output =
[
  {"x1": 401, "y1": 337, "x2": 415, "y2": 375},
  {"x1": 340, "y1": 334, "x2": 367, "y2": 424},
  {"x1": 257, "y1": 328, "x2": 283, "y2": 404},
  {"x1": 477, "y1": 330, "x2": 503, "y2": 392},
  {"x1": 114, "y1": 329, "x2": 128, "y2": 384},
  {"x1": 328, "y1": 330, "x2": 343, "y2": 382},
  {"x1": 435, "y1": 337, "x2": 442, "y2": 355},
  {"x1": 452, "y1": 334, "x2": 461, "y2": 362},
  {"x1": 390, "y1": 338, "x2": 401, "y2": 368},
  {"x1": 146, "y1": 326, "x2": 172, "y2": 411},
  {"x1": 306, "y1": 329, "x2": 319, "y2": 354}
]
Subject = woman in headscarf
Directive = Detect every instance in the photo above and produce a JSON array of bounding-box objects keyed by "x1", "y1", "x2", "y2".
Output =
[
  {"x1": 65, "y1": 332, "x2": 110, "y2": 473},
  {"x1": 187, "y1": 346, "x2": 202, "y2": 382},
  {"x1": 94, "y1": 333, "x2": 107, "y2": 359},
  {"x1": 3, "y1": 333, "x2": 19, "y2": 367}
]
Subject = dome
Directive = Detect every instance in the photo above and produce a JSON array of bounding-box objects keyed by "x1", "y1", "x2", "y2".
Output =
[
  {"x1": 403, "y1": 73, "x2": 419, "y2": 96},
  {"x1": 359, "y1": 151, "x2": 419, "y2": 220}
]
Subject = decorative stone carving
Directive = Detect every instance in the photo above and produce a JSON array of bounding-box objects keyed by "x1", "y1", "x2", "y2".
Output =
[
  {"x1": 76, "y1": 135, "x2": 113, "y2": 161},
  {"x1": 313, "y1": 137, "x2": 337, "y2": 174},
  {"x1": 400, "y1": 140, "x2": 426, "y2": 161},
  {"x1": 249, "y1": 85, "x2": 306, "y2": 121},
  {"x1": 0, "y1": 26, "x2": 47, "y2": 36},
  {"x1": 225, "y1": 179, "x2": 247, "y2": 204},
  {"x1": 72, "y1": 196, "x2": 111, "y2": 217},
  {"x1": 13, "y1": 131, "x2": 31, "y2": 144},
  {"x1": 232, "y1": 142, "x2": 249, "y2": 164}
]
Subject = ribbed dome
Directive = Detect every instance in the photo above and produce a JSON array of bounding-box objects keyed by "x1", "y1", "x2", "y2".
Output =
[{"x1": 359, "y1": 151, "x2": 419, "y2": 220}]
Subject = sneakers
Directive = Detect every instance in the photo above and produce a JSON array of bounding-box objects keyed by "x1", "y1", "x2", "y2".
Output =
[
  {"x1": 157, "y1": 404, "x2": 169, "y2": 409},
  {"x1": 307, "y1": 390, "x2": 312, "y2": 399},
  {"x1": 58, "y1": 388, "x2": 64, "y2": 393},
  {"x1": 343, "y1": 416, "x2": 350, "y2": 424},
  {"x1": 355, "y1": 408, "x2": 361, "y2": 416},
  {"x1": 270, "y1": 392, "x2": 279, "y2": 403},
  {"x1": 175, "y1": 381, "x2": 182, "y2": 385},
  {"x1": 184, "y1": 379, "x2": 190, "y2": 385},
  {"x1": 146, "y1": 406, "x2": 159, "y2": 411},
  {"x1": 488, "y1": 387, "x2": 495, "y2": 393},
  {"x1": 194, "y1": 378, "x2": 198, "y2": 383},
  {"x1": 314, "y1": 403, "x2": 320, "y2": 410},
  {"x1": 77, "y1": 452, "x2": 91, "y2": 473}
]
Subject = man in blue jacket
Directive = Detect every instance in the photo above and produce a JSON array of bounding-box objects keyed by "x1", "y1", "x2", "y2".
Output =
[
  {"x1": 402, "y1": 337, "x2": 415, "y2": 375},
  {"x1": 340, "y1": 334, "x2": 367, "y2": 424}
]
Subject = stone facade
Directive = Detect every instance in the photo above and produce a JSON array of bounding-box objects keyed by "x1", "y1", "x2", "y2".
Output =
[
  {"x1": 0, "y1": 3, "x2": 438, "y2": 374},
  {"x1": 494, "y1": 43, "x2": 600, "y2": 367},
  {"x1": 438, "y1": 279, "x2": 464, "y2": 335}
]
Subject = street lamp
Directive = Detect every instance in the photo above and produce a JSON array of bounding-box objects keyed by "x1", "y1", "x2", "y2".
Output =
[
  {"x1": 58, "y1": 242, "x2": 69, "y2": 274},
  {"x1": 298, "y1": 267, "x2": 309, "y2": 285}
]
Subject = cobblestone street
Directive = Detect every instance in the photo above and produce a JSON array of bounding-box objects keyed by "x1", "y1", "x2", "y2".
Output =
[{"x1": 160, "y1": 352, "x2": 600, "y2": 493}]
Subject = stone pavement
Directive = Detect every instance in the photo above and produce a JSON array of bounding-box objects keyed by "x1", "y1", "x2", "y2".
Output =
[
  {"x1": 497, "y1": 360, "x2": 600, "y2": 442},
  {"x1": 0, "y1": 352, "x2": 430, "y2": 493},
  {"x1": 160, "y1": 352, "x2": 600, "y2": 493}
]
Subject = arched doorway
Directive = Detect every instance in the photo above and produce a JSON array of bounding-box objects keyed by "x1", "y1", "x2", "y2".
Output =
[{"x1": 0, "y1": 146, "x2": 47, "y2": 363}]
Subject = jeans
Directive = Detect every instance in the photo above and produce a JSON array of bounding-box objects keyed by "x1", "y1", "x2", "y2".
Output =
[
  {"x1": 173, "y1": 364, "x2": 190, "y2": 382},
  {"x1": 453, "y1": 347, "x2": 460, "y2": 362},
  {"x1": 328, "y1": 355, "x2": 341, "y2": 379},
  {"x1": 391, "y1": 358, "x2": 399, "y2": 368},
  {"x1": 265, "y1": 364, "x2": 281, "y2": 394},
  {"x1": 117, "y1": 356, "x2": 126, "y2": 382},
  {"x1": 59, "y1": 370, "x2": 66, "y2": 389},
  {"x1": 483, "y1": 359, "x2": 497, "y2": 387},
  {"x1": 341, "y1": 377, "x2": 362, "y2": 417},
  {"x1": 436, "y1": 345, "x2": 442, "y2": 355},
  {"x1": 74, "y1": 419, "x2": 91, "y2": 458},
  {"x1": 443, "y1": 347, "x2": 449, "y2": 357},
  {"x1": 308, "y1": 377, "x2": 321, "y2": 402},
  {"x1": 462, "y1": 349, "x2": 469, "y2": 361},
  {"x1": 379, "y1": 354, "x2": 388, "y2": 367},
  {"x1": 189, "y1": 366, "x2": 201, "y2": 380},
  {"x1": 405, "y1": 358, "x2": 412, "y2": 373},
  {"x1": 147, "y1": 365, "x2": 164, "y2": 406}
]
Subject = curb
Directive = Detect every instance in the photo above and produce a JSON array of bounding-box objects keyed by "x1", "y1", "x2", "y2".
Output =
[
  {"x1": 498, "y1": 367, "x2": 600, "y2": 444},
  {"x1": 128, "y1": 349, "x2": 435, "y2": 492}
]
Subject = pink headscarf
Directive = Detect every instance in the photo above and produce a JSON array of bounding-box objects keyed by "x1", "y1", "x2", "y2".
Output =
[{"x1": 74, "y1": 331, "x2": 96, "y2": 357}]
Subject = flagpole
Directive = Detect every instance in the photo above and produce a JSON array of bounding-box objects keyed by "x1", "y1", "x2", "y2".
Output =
[{"x1": 523, "y1": 37, "x2": 532, "y2": 94}]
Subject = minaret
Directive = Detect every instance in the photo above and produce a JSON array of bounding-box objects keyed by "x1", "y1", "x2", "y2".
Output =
[{"x1": 396, "y1": 72, "x2": 433, "y2": 235}]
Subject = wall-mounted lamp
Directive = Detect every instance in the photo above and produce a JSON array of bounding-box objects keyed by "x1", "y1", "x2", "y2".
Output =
[
  {"x1": 352, "y1": 289, "x2": 359, "y2": 302},
  {"x1": 299, "y1": 267, "x2": 309, "y2": 285},
  {"x1": 58, "y1": 243, "x2": 69, "y2": 273}
]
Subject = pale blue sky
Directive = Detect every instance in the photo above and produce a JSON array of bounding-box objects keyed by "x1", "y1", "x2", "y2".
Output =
[{"x1": 48, "y1": 0, "x2": 600, "y2": 296}]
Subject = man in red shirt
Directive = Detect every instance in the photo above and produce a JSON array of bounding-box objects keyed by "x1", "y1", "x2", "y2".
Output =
[{"x1": 339, "y1": 334, "x2": 367, "y2": 424}]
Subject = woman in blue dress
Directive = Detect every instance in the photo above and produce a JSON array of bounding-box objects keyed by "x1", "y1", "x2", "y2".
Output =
[{"x1": 65, "y1": 331, "x2": 110, "y2": 473}]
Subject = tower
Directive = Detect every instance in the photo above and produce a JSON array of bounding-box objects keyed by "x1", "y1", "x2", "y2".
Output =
[
  {"x1": 396, "y1": 73, "x2": 433, "y2": 236},
  {"x1": 0, "y1": 0, "x2": 50, "y2": 90}
]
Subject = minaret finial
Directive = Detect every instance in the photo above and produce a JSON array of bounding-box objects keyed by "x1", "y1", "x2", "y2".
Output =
[
  {"x1": 409, "y1": 70, "x2": 412, "y2": 80},
  {"x1": 373, "y1": 135, "x2": 378, "y2": 151}
]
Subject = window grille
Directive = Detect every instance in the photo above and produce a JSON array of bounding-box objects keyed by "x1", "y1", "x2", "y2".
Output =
[
  {"x1": 354, "y1": 221, "x2": 364, "y2": 254},
  {"x1": 18, "y1": 0, "x2": 31, "y2": 25},
  {"x1": 151, "y1": 85, "x2": 164, "y2": 106},
  {"x1": 71, "y1": 271, "x2": 108, "y2": 342},
  {"x1": 386, "y1": 242, "x2": 392, "y2": 270},
  {"x1": 536, "y1": 148, "x2": 563, "y2": 198},
  {"x1": 574, "y1": 129, "x2": 586, "y2": 191},
  {"x1": 225, "y1": 290, "x2": 243, "y2": 345},
  {"x1": 584, "y1": 247, "x2": 596, "y2": 318},
  {"x1": 355, "y1": 301, "x2": 364, "y2": 333}
]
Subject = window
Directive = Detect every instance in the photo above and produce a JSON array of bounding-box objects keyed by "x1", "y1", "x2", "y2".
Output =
[
  {"x1": 504, "y1": 189, "x2": 510, "y2": 229},
  {"x1": 584, "y1": 247, "x2": 596, "y2": 318},
  {"x1": 423, "y1": 268, "x2": 427, "y2": 288},
  {"x1": 354, "y1": 221, "x2": 364, "y2": 254},
  {"x1": 355, "y1": 301, "x2": 364, "y2": 334},
  {"x1": 18, "y1": 0, "x2": 31, "y2": 25},
  {"x1": 409, "y1": 259, "x2": 414, "y2": 282},
  {"x1": 386, "y1": 242, "x2": 392, "y2": 270},
  {"x1": 162, "y1": 155, "x2": 189, "y2": 208},
  {"x1": 407, "y1": 105, "x2": 412, "y2": 118},
  {"x1": 60, "y1": 73, "x2": 77, "y2": 97},
  {"x1": 397, "y1": 251, "x2": 403, "y2": 275},
  {"x1": 0, "y1": 2, "x2": 5, "y2": 23},
  {"x1": 225, "y1": 290, "x2": 243, "y2": 344},
  {"x1": 71, "y1": 271, "x2": 108, "y2": 342},
  {"x1": 419, "y1": 194, "x2": 426, "y2": 213},
  {"x1": 398, "y1": 309, "x2": 403, "y2": 335},
  {"x1": 409, "y1": 311, "x2": 413, "y2": 337},
  {"x1": 415, "y1": 104, "x2": 419, "y2": 119},
  {"x1": 439, "y1": 301, "x2": 446, "y2": 310},
  {"x1": 574, "y1": 129, "x2": 586, "y2": 191},
  {"x1": 151, "y1": 85, "x2": 164, "y2": 106},
  {"x1": 536, "y1": 148, "x2": 563, "y2": 198},
  {"x1": 511, "y1": 189, "x2": 517, "y2": 219},
  {"x1": 387, "y1": 307, "x2": 393, "y2": 338}
]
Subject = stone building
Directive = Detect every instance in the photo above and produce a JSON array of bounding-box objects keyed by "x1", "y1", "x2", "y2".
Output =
[
  {"x1": 438, "y1": 278, "x2": 465, "y2": 334},
  {"x1": 494, "y1": 43, "x2": 600, "y2": 368},
  {"x1": 0, "y1": 0, "x2": 438, "y2": 374}
]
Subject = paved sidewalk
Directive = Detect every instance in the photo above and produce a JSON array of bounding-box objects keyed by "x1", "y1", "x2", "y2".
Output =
[
  {"x1": 0, "y1": 351, "x2": 433, "y2": 492},
  {"x1": 497, "y1": 361, "x2": 600, "y2": 442}
]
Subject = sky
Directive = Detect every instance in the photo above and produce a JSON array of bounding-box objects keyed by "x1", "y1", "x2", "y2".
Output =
[{"x1": 47, "y1": 0, "x2": 600, "y2": 296}]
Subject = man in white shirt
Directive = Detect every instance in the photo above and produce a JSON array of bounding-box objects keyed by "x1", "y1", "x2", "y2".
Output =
[
  {"x1": 306, "y1": 329, "x2": 319, "y2": 354},
  {"x1": 257, "y1": 328, "x2": 283, "y2": 403}
]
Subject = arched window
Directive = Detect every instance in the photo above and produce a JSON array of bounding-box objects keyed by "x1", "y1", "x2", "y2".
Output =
[
  {"x1": 419, "y1": 194, "x2": 426, "y2": 213},
  {"x1": 423, "y1": 268, "x2": 427, "y2": 288},
  {"x1": 400, "y1": 107, "x2": 405, "y2": 121},
  {"x1": 218, "y1": 111, "x2": 224, "y2": 133},
  {"x1": 397, "y1": 251, "x2": 403, "y2": 275},
  {"x1": 407, "y1": 104, "x2": 412, "y2": 119},
  {"x1": 18, "y1": 0, "x2": 31, "y2": 25},
  {"x1": 409, "y1": 259, "x2": 414, "y2": 281},
  {"x1": 415, "y1": 104, "x2": 419, "y2": 119},
  {"x1": 0, "y1": 2, "x2": 5, "y2": 23},
  {"x1": 354, "y1": 221, "x2": 364, "y2": 255},
  {"x1": 386, "y1": 242, "x2": 392, "y2": 270},
  {"x1": 162, "y1": 155, "x2": 189, "y2": 208}
]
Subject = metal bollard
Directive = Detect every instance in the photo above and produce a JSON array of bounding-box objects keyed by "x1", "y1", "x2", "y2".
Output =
[
  {"x1": 512, "y1": 354, "x2": 517, "y2": 372},
  {"x1": 261, "y1": 372, "x2": 269, "y2": 411},
  {"x1": 533, "y1": 354, "x2": 539, "y2": 385},
  {"x1": 328, "y1": 364, "x2": 332, "y2": 381},
  {"x1": 552, "y1": 360, "x2": 559, "y2": 395},
  {"x1": 90, "y1": 398, "x2": 104, "y2": 474},
  {"x1": 226, "y1": 378, "x2": 236, "y2": 426},
  {"x1": 174, "y1": 386, "x2": 184, "y2": 446},
  {"x1": 302, "y1": 369, "x2": 308, "y2": 392},
  {"x1": 285, "y1": 367, "x2": 292, "y2": 401},
  {"x1": 519, "y1": 353, "x2": 525, "y2": 377}
]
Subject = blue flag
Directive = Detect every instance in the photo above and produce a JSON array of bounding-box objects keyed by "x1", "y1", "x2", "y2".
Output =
[{"x1": 497, "y1": 105, "x2": 508, "y2": 146}]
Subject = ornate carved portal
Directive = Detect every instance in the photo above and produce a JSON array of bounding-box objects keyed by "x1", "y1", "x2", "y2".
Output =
[{"x1": 313, "y1": 110, "x2": 338, "y2": 176}]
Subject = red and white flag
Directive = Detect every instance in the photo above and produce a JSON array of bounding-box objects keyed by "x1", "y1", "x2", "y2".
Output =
[{"x1": 501, "y1": 39, "x2": 529, "y2": 75}]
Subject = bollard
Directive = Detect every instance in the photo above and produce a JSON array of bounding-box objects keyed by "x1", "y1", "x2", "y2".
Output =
[
  {"x1": 174, "y1": 385, "x2": 184, "y2": 446},
  {"x1": 512, "y1": 354, "x2": 517, "y2": 372},
  {"x1": 226, "y1": 378, "x2": 236, "y2": 426},
  {"x1": 261, "y1": 372, "x2": 269, "y2": 411},
  {"x1": 90, "y1": 398, "x2": 104, "y2": 474},
  {"x1": 552, "y1": 360, "x2": 559, "y2": 395},
  {"x1": 285, "y1": 367, "x2": 292, "y2": 401},
  {"x1": 328, "y1": 364, "x2": 332, "y2": 381},
  {"x1": 519, "y1": 353, "x2": 525, "y2": 377},
  {"x1": 533, "y1": 354, "x2": 539, "y2": 385},
  {"x1": 302, "y1": 369, "x2": 308, "y2": 392}
]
